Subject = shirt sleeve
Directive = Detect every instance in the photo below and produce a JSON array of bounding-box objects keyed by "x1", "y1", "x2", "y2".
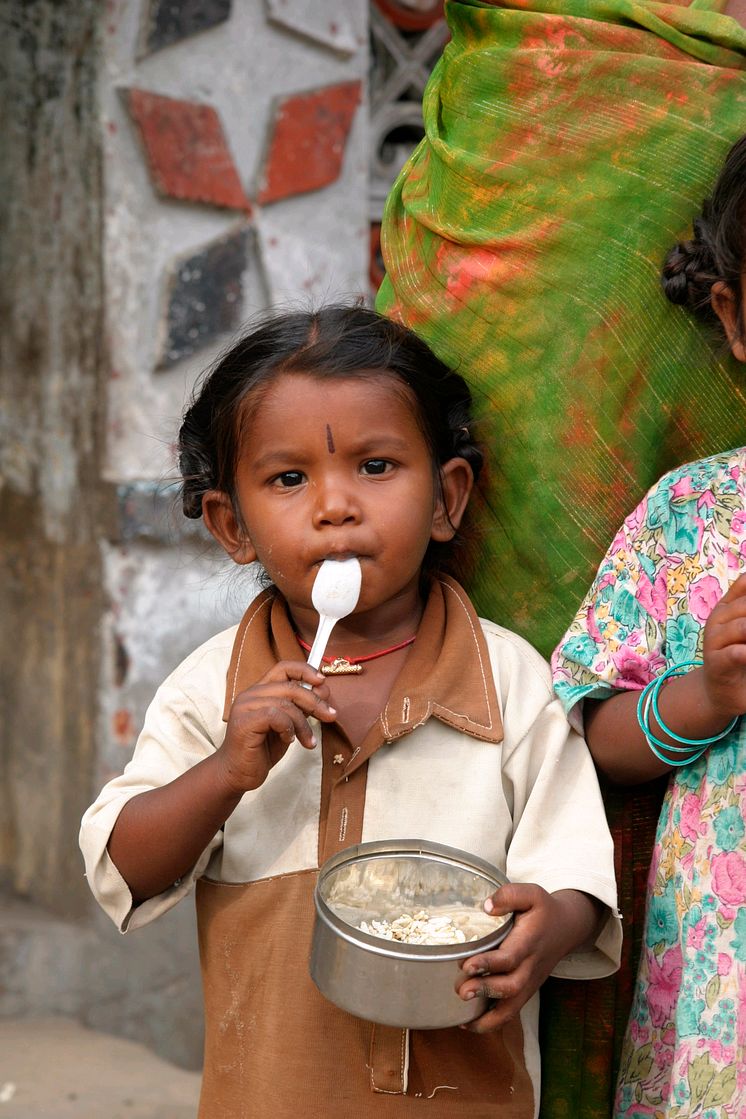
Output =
[
  {"x1": 550, "y1": 482, "x2": 670, "y2": 726},
  {"x1": 79, "y1": 654, "x2": 229, "y2": 934},
  {"x1": 493, "y1": 631, "x2": 623, "y2": 978}
]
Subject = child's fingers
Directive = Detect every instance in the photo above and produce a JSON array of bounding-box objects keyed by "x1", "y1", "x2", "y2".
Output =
[
  {"x1": 262, "y1": 703, "x2": 318, "y2": 751},
  {"x1": 483, "y1": 882, "x2": 544, "y2": 917},
  {"x1": 459, "y1": 993, "x2": 523, "y2": 1034},
  {"x1": 230, "y1": 699, "x2": 317, "y2": 751},
  {"x1": 456, "y1": 956, "x2": 536, "y2": 1032},
  {"x1": 233, "y1": 668, "x2": 337, "y2": 724},
  {"x1": 261, "y1": 660, "x2": 330, "y2": 691},
  {"x1": 460, "y1": 897, "x2": 540, "y2": 981},
  {"x1": 719, "y1": 572, "x2": 746, "y2": 606},
  {"x1": 459, "y1": 883, "x2": 548, "y2": 984},
  {"x1": 222, "y1": 661, "x2": 339, "y2": 788},
  {"x1": 230, "y1": 687, "x2": 333, "y2": 746},
  {"x1": 706, "y1": 611, "x2": 746, "y2": 652},
  {"x1": 707, "y1": 630, "x2": 746, "y2": 664},
  {"x1": 457, "y1": 966, "x2": 523, "y2": 1007},
  {"x1": 708, "y1": 591, "x2": 746, "y2": 628},
  {"x1": 460, "y1": 936, "x2": 521, "y2": 982},
  {"x1": 284, "y1": 680, "x2": 337, "y2": 724},
  {"x1": 231, "y1": 696, "x2": 334, "y2": 745}
]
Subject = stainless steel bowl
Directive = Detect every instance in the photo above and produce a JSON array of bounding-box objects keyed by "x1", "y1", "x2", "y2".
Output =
[{"x1": 310, "y1": 839, "x2": 513, "y2": 1029}]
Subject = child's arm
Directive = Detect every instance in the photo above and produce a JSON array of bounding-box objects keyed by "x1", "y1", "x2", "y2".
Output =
[
  {"x1": 456, "y1": 884, "x2": 604, "y2": 1033},
  {"x1": 584, "y1": 573, "x2": 746, "y2": 785},
  {"x1": 107, "y1": 661, "x2": 336, "y2": 903}
]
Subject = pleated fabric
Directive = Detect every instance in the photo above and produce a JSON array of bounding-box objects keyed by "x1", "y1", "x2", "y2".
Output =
[{"x1": 377, "y1": 0, "x2": 746, "y2": 659}]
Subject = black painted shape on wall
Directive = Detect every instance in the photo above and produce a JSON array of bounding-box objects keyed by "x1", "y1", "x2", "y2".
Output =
[
  {"x1": 142, "y1": 0, "x2": 232, "y2": 56},
  {"x1": 158, "y1": 226, "x2": 249, "y2": 369}
]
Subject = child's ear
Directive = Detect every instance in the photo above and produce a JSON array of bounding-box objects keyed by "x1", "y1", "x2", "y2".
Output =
[
  {"x1": 712, "y1": 281, "x2": 746, "y2": 362},
  {"x1": 202, "y1": 491, "x2": 257, "y2": 565},
  {"x1": 431, "y1": 458, "x2": 474, "y2": 542}
]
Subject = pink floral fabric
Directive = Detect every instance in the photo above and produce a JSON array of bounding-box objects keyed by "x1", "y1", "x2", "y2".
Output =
[{"x1": 552, "y1": 448, "x2": 746, "y2": 1117}]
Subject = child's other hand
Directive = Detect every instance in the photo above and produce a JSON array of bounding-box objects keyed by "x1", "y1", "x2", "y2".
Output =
[
  {"x1": 216, "y1": 661, "x2": 336, "y2": 795},
  {"x1": 455, "y1": 884, "x2": 598, "y2": 1034},
  {"x1": 703, "y1": 572, "x2": 746, "y2": 720}
]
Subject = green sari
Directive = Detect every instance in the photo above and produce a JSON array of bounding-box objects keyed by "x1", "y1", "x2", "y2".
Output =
[
  {"x1": 377, "y1": 2, "x2": 746, "y2": 1114},
  {"x1": 378, "y1": 0, "x2": 746, "y2": 660}
]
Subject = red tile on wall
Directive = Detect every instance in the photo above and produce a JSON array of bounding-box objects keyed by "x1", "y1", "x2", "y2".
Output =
[
  {"x1": 123, "y1": 87, "x2": 251, "y2": 213},
  {"x1": 258, "y1": 81, "x2": 362, "y2": 204}
]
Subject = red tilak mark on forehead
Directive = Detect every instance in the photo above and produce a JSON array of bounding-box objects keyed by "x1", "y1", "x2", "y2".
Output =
[{"x1": 326, "y1": 424, "x2": 335, "y2": 454}]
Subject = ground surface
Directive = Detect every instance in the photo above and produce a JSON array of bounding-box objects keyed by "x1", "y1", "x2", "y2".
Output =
[{"x1": 0, "y1": 1017, "x2": 200, "y2": 1118}]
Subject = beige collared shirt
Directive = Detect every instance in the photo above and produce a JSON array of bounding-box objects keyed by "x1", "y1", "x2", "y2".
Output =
[{"x1": 80, "y1": 576, "x2": 621, "y2": 1118}]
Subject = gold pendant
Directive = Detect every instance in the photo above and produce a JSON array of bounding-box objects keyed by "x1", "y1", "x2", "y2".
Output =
[{"x1": 321, "y1": 657, "x2": 364, "y2": 676}]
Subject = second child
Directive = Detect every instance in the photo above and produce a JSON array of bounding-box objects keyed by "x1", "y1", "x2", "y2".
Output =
[{"x1": 552, "y1": 136, "x2": 746, "y2": 1117}]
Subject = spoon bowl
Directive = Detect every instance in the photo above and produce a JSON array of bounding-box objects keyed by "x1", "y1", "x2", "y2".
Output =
[{"x1": 305, "y1": 558, "x2": 362, "y2": 673}]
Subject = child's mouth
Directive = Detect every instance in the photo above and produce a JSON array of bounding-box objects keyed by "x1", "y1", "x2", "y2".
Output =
[{"x1": 317, "y1": 552, "x2": 361, "y2": 564}]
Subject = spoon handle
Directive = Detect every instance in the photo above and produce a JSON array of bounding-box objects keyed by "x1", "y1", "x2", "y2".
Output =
[{"x1": 301, "y1": 614, "x2": 337, "y2": 688}]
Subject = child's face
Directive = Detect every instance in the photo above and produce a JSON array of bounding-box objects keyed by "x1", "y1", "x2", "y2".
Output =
[{"x1": 202, "y1": 371, "x2": 472, "y2": 631}]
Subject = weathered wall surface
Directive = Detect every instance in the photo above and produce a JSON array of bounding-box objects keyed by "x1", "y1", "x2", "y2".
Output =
[{"x1": 0, "y1": 0, "x2": 108, "y2": 917}]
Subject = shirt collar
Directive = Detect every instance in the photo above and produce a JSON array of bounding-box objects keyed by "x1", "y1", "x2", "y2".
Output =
[{"x1": 223, "y1": 575, "x2": 502, "y2": 745}]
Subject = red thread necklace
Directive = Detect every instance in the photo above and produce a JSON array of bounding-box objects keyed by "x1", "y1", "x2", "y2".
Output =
[{"x1": 295, "y1": 633, "x2": 416, "y2": 675}]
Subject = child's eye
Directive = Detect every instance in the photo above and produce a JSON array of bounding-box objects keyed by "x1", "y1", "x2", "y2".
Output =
[
  {"x1": 272, "y1": 471, "x2": 305, "y2": 488},
  {"x1": 361, "y1": 459, "x2": 391, "y2": 476}
]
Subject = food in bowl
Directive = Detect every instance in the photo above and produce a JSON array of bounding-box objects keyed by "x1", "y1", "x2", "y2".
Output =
[
  {"x1": 310, "y1": 839, "x2": 513, "y2": 1029},
  {"x1": 359, "y1": 907, "x2": 507, "y2": 944}
]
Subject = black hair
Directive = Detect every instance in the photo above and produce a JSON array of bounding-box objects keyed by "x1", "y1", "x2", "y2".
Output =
[
  {"x1": 661, "y1": 134, "x2": 746, "y2": 344},
  {"x1": 178, "y1": 304, "x2": 484, "y2": 579}
]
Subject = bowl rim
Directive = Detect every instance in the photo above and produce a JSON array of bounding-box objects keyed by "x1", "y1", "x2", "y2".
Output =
[{"x1": 314, "y1": 838, "x2": 513, "y2": 963}]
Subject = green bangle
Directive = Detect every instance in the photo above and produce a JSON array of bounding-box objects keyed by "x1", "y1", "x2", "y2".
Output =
[
  {"x1": 637, "y1": 682, "x2": 709, "y2": 766},
  {"x1": 650, "y1": 660, "x2": 737, "y2": 747},
  {"x1": 636, "y1": 660, "x2": 739, "y2": 765}
]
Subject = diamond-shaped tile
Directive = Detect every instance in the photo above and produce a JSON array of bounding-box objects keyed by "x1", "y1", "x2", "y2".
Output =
[
  {"x1": 141, "y1": 0, "x2": 232, "y2": 56},
  {"x1": 257, "y1": 81, "x2": 362, "y2": 204},
  {"x1": 123, "y1": 88, "x2": 251, "y2": 213},
  {"x1": 265, "y1": 0, "x2": 360, "y2": 55},
  {"x1": 157, "y1": 226, "x2": 250, "y2": 369}
]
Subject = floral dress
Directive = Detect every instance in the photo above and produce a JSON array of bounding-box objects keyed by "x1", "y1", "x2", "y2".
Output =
[{"x1": 552, "y1": 448, "x2": 746, "y2": 1119}]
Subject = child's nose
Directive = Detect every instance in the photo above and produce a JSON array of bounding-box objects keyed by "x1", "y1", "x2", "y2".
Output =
[{"x1": 312, "y1": 481, "x2": 361, "y2": 527}]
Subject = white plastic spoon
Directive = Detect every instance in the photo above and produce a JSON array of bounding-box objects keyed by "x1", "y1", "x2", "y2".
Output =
[{"x1": 303, "y1": 557, "x2": 362, "y2": 680}]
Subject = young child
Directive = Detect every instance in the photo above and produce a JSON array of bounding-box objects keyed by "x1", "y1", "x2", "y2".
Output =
[
  {"x1": 80, "y1": 305, "x2": 620, "y2": 1118},
  {"x1": 552, "y1": 135, "x2": 746, "y2": 1118}
]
